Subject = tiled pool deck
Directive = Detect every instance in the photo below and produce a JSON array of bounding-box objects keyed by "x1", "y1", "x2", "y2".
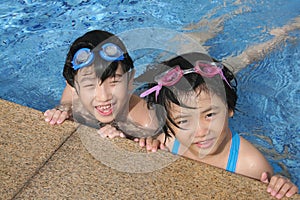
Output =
[{"x1": 1, "y1": 98, "x2": 299, "y2": 199}]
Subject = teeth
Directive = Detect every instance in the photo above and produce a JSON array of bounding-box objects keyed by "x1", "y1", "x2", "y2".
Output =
[{"x1": 97, "y1": 105, "x2": 111, "y2": 111}]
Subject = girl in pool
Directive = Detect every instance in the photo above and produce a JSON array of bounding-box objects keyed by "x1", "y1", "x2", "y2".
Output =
[
  {"x1": 44, "y1": 30, "x2": 162, "y2": 151},
  {"x1": 139, "y1": 52, "x2": 298, "y2": 199}
]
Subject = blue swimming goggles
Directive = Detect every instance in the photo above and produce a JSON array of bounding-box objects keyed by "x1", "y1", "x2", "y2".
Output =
[{"x1": 72, "y1": 43, "x2": 125, "y2": 70}]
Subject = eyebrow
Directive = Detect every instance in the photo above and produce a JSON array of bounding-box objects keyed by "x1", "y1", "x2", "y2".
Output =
[
  {"x1": 172, "y1": 105, "x2": 220, "y2": 120},
  {"x1": 200, "y1": 105, "x2": 220, "y2": 114},
  {"x1": 172, "y1": 112, "x2": 191, "y2": 121},
  {"x1": 112, "y1": 73, "x2": 123, "y2": 78}
]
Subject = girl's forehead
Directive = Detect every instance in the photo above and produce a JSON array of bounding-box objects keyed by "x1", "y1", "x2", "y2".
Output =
[{"x1": 170, "y1": 91, "x2": 224, "y2": 111}]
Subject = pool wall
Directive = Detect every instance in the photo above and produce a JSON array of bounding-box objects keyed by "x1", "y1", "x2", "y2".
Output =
[{"x1": 1, "y1": 99, "x2": 299, "y2": 199}]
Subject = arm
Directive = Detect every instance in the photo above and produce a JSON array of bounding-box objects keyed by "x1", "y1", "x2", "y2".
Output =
[
  {"x1": 237, "y1": 137, "x2": 298, "y2": 198},
  {"x1": 44, "y1": 82, "x2": 73, "y2": 125}
]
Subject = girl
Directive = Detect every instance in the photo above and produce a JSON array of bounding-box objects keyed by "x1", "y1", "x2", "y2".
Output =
[{"x1": 139, "y1": 52, "x2": 298, "y2": 199}]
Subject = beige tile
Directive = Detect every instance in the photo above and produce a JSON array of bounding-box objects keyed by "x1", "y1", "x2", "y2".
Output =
[
  {"x1": 15, "y1": 125, "x2": 299, "y2": 200},
  {"x1": 0, "y1": 99, "x2": 77, "y2": 199},
  {"x1": 1, "y1": 99, "x2": 298, "y2": 200}
]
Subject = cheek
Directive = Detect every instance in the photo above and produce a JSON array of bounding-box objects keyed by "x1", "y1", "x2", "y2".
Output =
[
  {"x1": 112, "y1": 83, "x2": 129, "y2": 97},
  {"x1": 78, "y1": 89, "x2": 94, "y2": 103},
  {"x1": 175, "y1": 129, "x2": 195, "y2": 146}
]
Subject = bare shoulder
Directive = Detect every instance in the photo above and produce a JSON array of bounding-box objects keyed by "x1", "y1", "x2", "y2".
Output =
[
  {"x1": 128, "y1": 95, "x2": 157, "y2": 128},
  {"x1": 236, "y1": 136, "x2": 273, "y2": 180}
]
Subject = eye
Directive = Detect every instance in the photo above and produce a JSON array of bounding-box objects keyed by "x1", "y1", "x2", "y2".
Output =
[
  {"x1": 110, "y1": 75, "x2": 123, "y2": 84},
  {"x1": 176, "y1": 119, "x2": 188, "y2": 125},
  {"x1": 174, "y1": 117, "x2": 191, "y2": 130},
  {"x1": 205, "y1": 112, "x2": 216, "y2": 120},
  {"x1": 81, "y1": 80, "x2": 96, "y2": 88}
]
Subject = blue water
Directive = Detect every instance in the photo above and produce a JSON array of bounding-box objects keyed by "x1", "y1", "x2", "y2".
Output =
[{"x1": 0, "y1": 0, "x2": 299, "y2": 187}]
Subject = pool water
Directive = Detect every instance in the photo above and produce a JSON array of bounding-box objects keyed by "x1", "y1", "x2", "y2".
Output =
[{"x1": 0, "y1": 0, "x2": 299, "y2": 187}]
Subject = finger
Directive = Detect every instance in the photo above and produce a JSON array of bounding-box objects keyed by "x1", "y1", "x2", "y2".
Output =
[
  {"x1": 98, "y1": 126, "x2": 109, "y2": 138},
  {"x1": 159, "y1": 143, "x2": 167, "y2": 151},
  {"x1": 44, "y1": 109, "x2": 51, "y2": 116},
  {"x1": 108, "y1": 129, "x2": 121, "y2": 139},
  {"x1": 286, "y1": 185, "x2": 299, "y2": 197},
  {"x1": 119, "y1": 132, "x2": 126, "y2": 138},
  {"x1": 139, "y1": 138, "x2": 146, "y2": 147},
  {"x1": 98, "y1": 125, "x2": 116, "y2": 138},
  {"x1": 50, "y1": 110, "x2": 64, "y2": 125},
  {"x1": 271, "y1": 177, "x2": 287, "y2": 197},
  {"x1": 146, "y1": 137, "x2": 153, "y2": 151},
  {"x1": 44, "y1": 109, "x2": 55, "y2": 122},
  {"x1": 150, "y1": 140, "x2": 159, "y2": 152},
  {"x1": 268, "y1": 175, "x2": 279, "y2": 193},
  {"x1": 260, "y1": 172, "x2": 269, "y2": 183},
  {"x1": 276, "y1": 182, "x2": 293, "y2": 199},
  {"x1": 56, "y1": 111, "x2": 69, "y2": 124}
]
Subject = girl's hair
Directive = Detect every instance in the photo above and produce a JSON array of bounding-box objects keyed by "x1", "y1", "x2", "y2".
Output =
[
  {"x1": 140, "y1": 52, "x2": 237, "y2": 138},
  {"x1": 63, "y1": 30, "x2": 134, "y2": 87}
]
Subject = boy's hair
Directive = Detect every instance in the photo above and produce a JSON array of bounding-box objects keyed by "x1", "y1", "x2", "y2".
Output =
[
  {"x1": 139, "y1": 52, "x2": 237, "y2": 138},
  {"x1": 63, "y1": 30, "x2": 134, "y2": 87}
]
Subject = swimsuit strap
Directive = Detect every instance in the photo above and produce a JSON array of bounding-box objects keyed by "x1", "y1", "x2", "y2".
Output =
[
  {"x1": 226, "y1": 129, "x2": 240, "y2": 173},
  {"x1": 171, "y1": 138, "x2": 180, "y2": 154}
]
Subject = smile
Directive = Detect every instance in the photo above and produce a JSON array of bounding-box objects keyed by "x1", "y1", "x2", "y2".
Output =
[
  {"x1": 95, "y1": 104, "x2": 113, "y2": 116},
  {"x1": 194, "y1": 138, "x2": 215, "y2": 149}
]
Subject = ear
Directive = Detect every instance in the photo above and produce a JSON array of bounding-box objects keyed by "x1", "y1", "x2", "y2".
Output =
[
  {"x1": 229, "y1": 109, "x2": 234, "y2": 117},
  {"x1": 128, "y1": 69, "x2": 136, "y2": 91}
]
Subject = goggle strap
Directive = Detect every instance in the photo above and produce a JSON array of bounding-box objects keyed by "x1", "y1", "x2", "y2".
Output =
[
  {"x1": 140, "y1": 84, "x2": 162, "y2": 101},
  {"x1": 219, "y1": 71, "x2": 232, "y2": 88}
]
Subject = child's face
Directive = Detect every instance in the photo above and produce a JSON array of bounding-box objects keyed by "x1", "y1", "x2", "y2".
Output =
[
  {"x1": 75, "y1": 63, "x2": 133, "y2": 124},
  {"x1": 168, "y1": 90, "x2": 232, "y2": 159}
]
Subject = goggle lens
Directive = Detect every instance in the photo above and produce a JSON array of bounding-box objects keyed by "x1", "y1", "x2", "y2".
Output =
[
  {"x1": 156, "y1": 66, "x2": 183, "y2": 86},
  {"x1": 99, "y1": 43, "x2": 124, "y2": 62},
  {"x1": 72, "y1": 43, "x2": 125, "y2": 70},
  {"x1": 72, "y1": 48, "x2": 94, "y2": 70}
]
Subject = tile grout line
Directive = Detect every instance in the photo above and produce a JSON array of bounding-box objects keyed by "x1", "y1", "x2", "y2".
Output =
[{"x1": 11, "y1": 127, "x2": 79, "y2": 200}]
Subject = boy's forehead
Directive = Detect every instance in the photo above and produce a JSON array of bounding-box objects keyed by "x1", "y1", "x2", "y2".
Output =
[{"x1": 76, "y1": 63, "x2": 125, "y2": 79}]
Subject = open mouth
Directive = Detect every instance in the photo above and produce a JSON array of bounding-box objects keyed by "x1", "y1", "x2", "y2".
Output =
[
  {"x1": 194, "y1": 138, "x2": 215, "y2": 149},
  {"x1": 95, "y1": 104, "x2": 113, "y2": 116}
]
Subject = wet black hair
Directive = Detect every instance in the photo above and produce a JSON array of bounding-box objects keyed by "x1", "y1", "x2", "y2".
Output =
[
  {"x1": 138, "y1": 52, "x2": 237, "y2": 138},
  {"x1": 63, "y1": 30, "x2": 134, "y2": 87}
]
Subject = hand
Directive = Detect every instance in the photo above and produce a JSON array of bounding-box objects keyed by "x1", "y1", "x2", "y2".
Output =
[
  {"x1": 44, "y1": 105, "x2": 71, "y2": 125},
  {"x1": 260, "y1": 172, "x2": 298, "y2": 199},
  {"x1": 97, "y1": 124, "x2": 126, "y2": 139},
  {"x1": 134, "y1": 134, "x2": 168, "y2": 153}
]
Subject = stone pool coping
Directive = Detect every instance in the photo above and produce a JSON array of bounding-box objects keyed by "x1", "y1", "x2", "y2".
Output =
[{"x1": 0, "y1": 99, "x2": 299, "y2": 199}]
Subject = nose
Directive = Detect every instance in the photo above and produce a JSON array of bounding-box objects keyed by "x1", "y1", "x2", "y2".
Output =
[
  {"x1": 94, "y1": 81, "x2": 112, "y2": 102},
  {"x1": 194, "y1": 120, "x2": 209, "y2": 138}
]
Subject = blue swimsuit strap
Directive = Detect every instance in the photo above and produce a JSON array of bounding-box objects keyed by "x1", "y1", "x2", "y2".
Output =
[
  {"x1": 171, "y1": 138, "x2": 180, "y2": 154},
  {"x1": 226, "y1": 129, "x2": 240, "y2": 173}
]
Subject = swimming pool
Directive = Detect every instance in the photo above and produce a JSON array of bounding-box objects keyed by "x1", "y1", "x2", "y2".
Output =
[{"x1": 0, "y1": 0, "x2": 299, "y2": 187}]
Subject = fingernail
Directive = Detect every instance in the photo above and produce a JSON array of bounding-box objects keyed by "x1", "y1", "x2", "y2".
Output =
[
  {"x1": 267, "y1": 187, "x2": 271, "y2": 193},
  {"x1": 286, "y1": 193, "x2": 292, "y2": 197},
  {"x1": 276, "y1": 194, "x2": 282, "y2": 199}
]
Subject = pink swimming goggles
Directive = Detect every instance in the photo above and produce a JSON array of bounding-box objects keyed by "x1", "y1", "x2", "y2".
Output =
[{"x1": 140, "y1": 60, "x2": 232, "y2": 100}]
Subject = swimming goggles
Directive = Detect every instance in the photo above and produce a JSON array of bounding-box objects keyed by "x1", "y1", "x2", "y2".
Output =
[
  {"x1": 140, "y1": 60, "x2": 232, "y2": 100},
  {"x1": 72, "y1": 43, "x2": 125, "y2": 70}
]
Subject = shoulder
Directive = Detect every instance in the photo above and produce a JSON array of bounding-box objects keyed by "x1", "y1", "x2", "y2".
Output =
[
  {"x1": 236, "y1": 136, "x2": 273, "y2": 180},
  {"x1": 128, "y1": 95, "x2": 158, "y2": 128}
]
